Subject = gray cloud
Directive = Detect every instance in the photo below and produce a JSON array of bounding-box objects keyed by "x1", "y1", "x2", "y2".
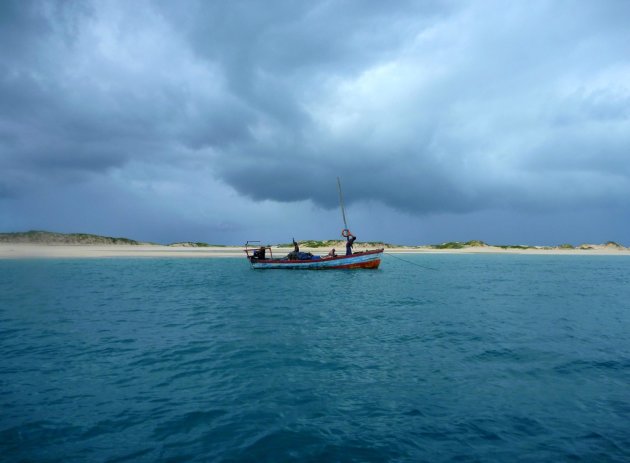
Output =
[
  {"x1": 1, "y1": 0, "x2": 629, "y2": 242},
  {"x1": 153, "y1": 0, "x2": 630, "y2": 214}
]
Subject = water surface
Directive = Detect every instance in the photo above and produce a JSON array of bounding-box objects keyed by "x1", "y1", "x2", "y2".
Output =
[{"x1": 1, "y1": 255, "x2": 629, "y2": 461}]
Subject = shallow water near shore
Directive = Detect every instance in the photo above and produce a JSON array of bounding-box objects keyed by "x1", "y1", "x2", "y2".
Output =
[{"x1": 1, "y1": 255, "x2": 629, "y2": 462}]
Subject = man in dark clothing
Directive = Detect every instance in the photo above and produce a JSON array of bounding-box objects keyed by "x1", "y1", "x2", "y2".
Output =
[
  {"x1": 252, "y1": 246, "x2": 266, "y2": 260},
  {"x1": 346, "y1": 233, "x2": 356, "y2": 255},
  {"x1": 286, "y1": 238, "x2": 300, "y2": 260}
]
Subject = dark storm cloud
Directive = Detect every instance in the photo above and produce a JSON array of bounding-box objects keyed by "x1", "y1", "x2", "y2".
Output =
[
  {"x1": 151, "y1": 0, "x2": 469, "y2": 210},
  {"x1": 0, "y1": 2, "x2": 129, "y2": 186},
  {"x1": 0, "y1": 1, "x2": 51, "y2": 61},
  {"x1": 152, "y1": 0, "x2": 630, "y2": 214},
  {"x1": 163, "y1": 1, "x2": 448, "y2": 78},
  {"x1": 1, "y1": 0, "x2": 629, "y2": 220}
]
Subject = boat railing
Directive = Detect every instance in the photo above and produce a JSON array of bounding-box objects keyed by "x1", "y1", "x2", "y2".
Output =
[{"x1": 244, "y1": 241, "x2": 274, "y2": 259}]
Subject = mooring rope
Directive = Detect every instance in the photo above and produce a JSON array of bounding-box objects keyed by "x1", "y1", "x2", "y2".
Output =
[{"x1": 384, "y1": 252, "x2": 439, "y2": 271}]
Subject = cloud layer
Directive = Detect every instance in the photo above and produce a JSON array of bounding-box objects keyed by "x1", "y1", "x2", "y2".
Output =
[{"x1": 1, "y1": 0, "x2": 629, "y2": 243}]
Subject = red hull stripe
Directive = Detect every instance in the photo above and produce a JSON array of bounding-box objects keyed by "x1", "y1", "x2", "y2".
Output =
[{"x1": 325, "y1": 259, "x2": 381, "y2": 269}]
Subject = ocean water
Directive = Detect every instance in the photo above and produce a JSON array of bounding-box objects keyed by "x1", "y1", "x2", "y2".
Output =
[{"x1": 1, "y1": 255, "x2": 629, "y2": 462}]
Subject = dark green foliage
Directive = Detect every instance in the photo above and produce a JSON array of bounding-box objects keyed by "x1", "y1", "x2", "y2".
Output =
[
  {"x1": 277, "y1": 240, "x2": 342, "y2": 248},
  {"x1": 465, "y1": 240, "x2": 487, "y2": 247},
  {"x1": 299, "y1": 240, "x2": 339, "y2": 248},
  {"x1": 433, "y1": 242, "x2": 465, "y2": 249},
  {"x1": 0, "y1": 230, "x2": 142, "y2": 245},
  {"x1": 362, "y1": 241, "x2": 389, "y2": 247}
]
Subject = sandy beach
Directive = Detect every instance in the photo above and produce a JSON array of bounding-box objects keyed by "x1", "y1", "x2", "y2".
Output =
[{"x1": 1, "y1": 243, "x2": 629, "y2": 259}]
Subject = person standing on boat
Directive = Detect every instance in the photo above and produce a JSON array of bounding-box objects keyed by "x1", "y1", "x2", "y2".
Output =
[
  {"x1": 286, "y1": 238, "x2": 300, "y2": 260},
  {"x1": 345, "y1": 233, "x2": 356, "y2": 255}
]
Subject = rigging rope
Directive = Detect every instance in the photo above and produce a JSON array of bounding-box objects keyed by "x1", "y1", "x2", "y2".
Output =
[
  {"x1": 384, "y1": 252, "x2": 438, "y2": 271},
  {"x1": 337, "y1": 177, "x2": 348, "y2": 231}
]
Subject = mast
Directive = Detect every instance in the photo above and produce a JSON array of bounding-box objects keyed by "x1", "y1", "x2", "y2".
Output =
[{"x1": 337, "y1": 177, "x2": 349, "y2": 231}]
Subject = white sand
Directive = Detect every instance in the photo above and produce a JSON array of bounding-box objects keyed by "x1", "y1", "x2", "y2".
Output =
[{"x1": 1, "y1": 243, "x2": 629, "y2": 259}]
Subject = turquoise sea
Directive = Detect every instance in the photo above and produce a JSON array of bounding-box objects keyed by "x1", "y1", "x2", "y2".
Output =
[{"x1": 1, "y1": 255, "x2": 629, "y2": 462}]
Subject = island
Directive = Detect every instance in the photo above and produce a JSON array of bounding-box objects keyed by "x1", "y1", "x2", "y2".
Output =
[{"x1": 0, "y1": 231, "x2": 628, "y2": 258}]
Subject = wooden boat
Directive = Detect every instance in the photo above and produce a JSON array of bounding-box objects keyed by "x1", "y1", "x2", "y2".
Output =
[
  {"x1": 245, "y1": 177, "x2": 383, "y2": 270},
  {"x1": 244, "y1": 244, "x2": 383, "y2": 270}
]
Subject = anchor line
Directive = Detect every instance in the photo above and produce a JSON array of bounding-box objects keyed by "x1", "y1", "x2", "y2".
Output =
[{"x1": 384, "y1": 252, "x2": 439, "y2": 271}]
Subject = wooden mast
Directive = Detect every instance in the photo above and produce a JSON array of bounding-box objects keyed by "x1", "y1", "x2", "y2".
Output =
[{"x1": 337, "y1": 177, "x2": 349, "y2": 231}]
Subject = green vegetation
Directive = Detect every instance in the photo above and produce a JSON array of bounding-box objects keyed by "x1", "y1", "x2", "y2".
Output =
[
  {"x1": 0, "y1": 230, "x2": 233, "y2": 247},
  {"x1": 3, "y1": 232, "x2": 625, "y2": 251},
  {"x1": 277, "y1": 240, "x2": 336, "y2": 248},
  {"x1": 432, "y1": 240, "x2": 487, "y2": 249},
  {"x1": 168, "y1": 242, "x2": 226, "y2": 247},
  {"x1": 299, "y1": 240, "x2": 339, "y2": 248},
  {"x1": 0, "y1": 230, "x2": 141, "y2": 245},
  {"x1": 362, "y1": 241, "x2": 390, "y2": 247},
  {"x1": 465, "y1": 240, "x2": 487, "y2": 247},
  {"x1": 432, "y1": 241, "x2": 465, "y2": 249},
  {"x1": 74, "y1": 233, "x2": 138, "y2": 244},
  {"x1": 278, "y1": 240, "x2": 343, "y2": 248}
]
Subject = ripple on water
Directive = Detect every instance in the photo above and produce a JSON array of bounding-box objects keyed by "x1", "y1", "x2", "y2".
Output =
[{"x1": 1, "y1": 256, "x2": 630, "y2": 461}]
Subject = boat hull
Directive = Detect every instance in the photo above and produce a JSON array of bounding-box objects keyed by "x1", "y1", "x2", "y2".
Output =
[{"x1": 249, "y1": 249, "x2": 383, "y2": 270}]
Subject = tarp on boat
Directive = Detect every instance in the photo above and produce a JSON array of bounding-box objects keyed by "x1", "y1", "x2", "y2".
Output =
[{"x1": 285, "y1": 251, "x2": 320, "y2": 260}]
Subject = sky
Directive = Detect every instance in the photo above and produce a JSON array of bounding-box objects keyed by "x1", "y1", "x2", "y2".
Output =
[{"x1": 1, "y1": 0, "x2": 629, "y2": 245}]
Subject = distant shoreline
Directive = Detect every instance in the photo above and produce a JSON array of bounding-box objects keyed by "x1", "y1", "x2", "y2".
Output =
[
  {"x1": 1, "y1": 243, "x2": 630, "y2": 259},
  {"x1": 2, "y1": 231, "x2": 627, "y2": 257}
]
